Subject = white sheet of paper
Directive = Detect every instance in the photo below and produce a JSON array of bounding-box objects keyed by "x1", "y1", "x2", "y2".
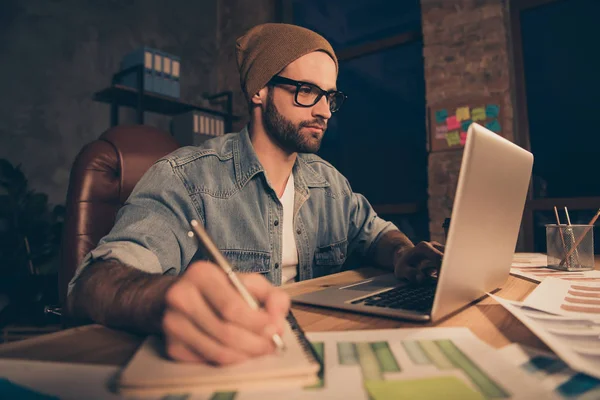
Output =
[
  {"x1": 523, "y1": 277, "x2": 600, "y2": 321},
  {"x1": 498, "y1": 344, "x2": 600, "y2": 399},
  {"x1": 512, "y1": 252, "x2": 548, "y2": 268},
  {"x1": 510, "y1": 267, "x2": 600, "y2": 284},
  {"x1": 187, "y1": 327, "x2": 556, "y2": 400},
  {"x1": 490, "y1": 294, "x2": 600, "y2": 380}
]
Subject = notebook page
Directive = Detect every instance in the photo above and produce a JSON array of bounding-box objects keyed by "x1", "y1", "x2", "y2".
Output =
[{"x1": 119, "y1": 322, "x2": 319, "y2": 392}]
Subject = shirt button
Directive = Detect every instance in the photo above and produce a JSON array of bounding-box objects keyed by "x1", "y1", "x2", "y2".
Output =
[
  {"x1": 296, "y1": 229, "x2": 301, "y2": 234},
  {"x1": 274, "y1": 220, "x2": 279, "y2": 226},
  {"x1": 274, "y1": 263, "x2": 280, "y2": 269}
]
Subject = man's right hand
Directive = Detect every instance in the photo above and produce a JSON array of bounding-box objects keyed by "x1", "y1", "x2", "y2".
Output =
[{"x1": 162, "y1": 261, "x2": 290, "y2": 365}]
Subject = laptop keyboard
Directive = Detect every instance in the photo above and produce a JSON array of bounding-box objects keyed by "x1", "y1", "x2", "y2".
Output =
[{"x1": 350, "y1": 285, "x2": 436, "y2": 313}]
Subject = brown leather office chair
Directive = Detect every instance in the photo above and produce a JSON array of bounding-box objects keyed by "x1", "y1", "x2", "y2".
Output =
[{"x1": 59, "y1": 125, "x2": 179, "y2": 309}]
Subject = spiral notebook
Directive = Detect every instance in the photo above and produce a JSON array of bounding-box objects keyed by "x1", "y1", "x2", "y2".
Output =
[{"x1": 118, "y1": 313, "x2": 322, "y2": 395}]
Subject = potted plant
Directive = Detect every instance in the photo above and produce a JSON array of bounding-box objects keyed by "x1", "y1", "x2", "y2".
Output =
[{"x1": 0, "y1": 159, "x2": 64, "y2": 328}]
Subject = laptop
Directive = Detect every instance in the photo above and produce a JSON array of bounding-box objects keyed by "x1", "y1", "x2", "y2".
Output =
[{"x1": 293, "y1": 123, "x2": 534, "y2": 322}]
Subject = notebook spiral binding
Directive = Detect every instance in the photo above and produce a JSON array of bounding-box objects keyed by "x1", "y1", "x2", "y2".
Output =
[{"x1": 286, "y1": 311, "x2": 324, "y2": 376}]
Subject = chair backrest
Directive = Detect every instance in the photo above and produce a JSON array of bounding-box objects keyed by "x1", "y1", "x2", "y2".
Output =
[{"x1": 59, "y1": 125, "x2": 179, "y2": 307}]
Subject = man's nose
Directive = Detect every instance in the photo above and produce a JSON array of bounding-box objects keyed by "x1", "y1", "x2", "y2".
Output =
[{"x1": 312, "y1": 95, "x2": 332, "y2": 120}]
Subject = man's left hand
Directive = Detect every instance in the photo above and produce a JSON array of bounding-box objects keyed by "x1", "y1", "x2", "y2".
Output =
[{"x1": 393, "y1": 241, "x2": 444, "y2": 284}]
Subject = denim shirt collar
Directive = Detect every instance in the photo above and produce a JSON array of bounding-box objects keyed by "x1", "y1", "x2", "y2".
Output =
[{"x1": 233, "y1": 126, "x2": 330, "y2": 192}]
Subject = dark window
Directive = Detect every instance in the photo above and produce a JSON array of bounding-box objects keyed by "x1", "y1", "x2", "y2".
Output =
[
  {"x1": 292, "y1": 0, "x2": 429, "y2": 243},
  {"x1": 521, "y1": 0, "x2": 600, "y2": 199}
]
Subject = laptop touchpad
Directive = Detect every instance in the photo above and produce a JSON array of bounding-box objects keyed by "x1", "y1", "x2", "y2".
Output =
[{"x1": 341, "y1": 274, "x2": 403, "y2": 292}]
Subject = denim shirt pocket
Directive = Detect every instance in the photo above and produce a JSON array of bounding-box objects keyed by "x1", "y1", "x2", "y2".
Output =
[
  {"x1": 313, "y1": 239, "x2": 348, "y2": 278},
  {"x1": 222, "y1": 250, "x2": 271, "y2": 274}
]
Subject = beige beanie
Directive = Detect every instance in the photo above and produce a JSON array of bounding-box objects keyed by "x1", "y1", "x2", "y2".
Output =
[{"x1": 236, "y1": 23, "x2": 338, "y2": 102}]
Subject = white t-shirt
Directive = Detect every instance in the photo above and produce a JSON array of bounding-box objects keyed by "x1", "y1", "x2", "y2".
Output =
[{"x1": 279, "y1": 173, "x2": 299, "y2": 284}]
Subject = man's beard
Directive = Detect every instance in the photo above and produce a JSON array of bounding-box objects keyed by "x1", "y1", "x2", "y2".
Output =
[{"x1": 262, "y1": 92, "x2": 326, "y2": 154}]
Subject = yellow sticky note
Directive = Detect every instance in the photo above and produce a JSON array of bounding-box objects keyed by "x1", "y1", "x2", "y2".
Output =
[
  {"x1": 471, "y1": 107, "x2": 486, "y2": 121},
  {"x1": 456, "y1": 107, "x2": 470, "y2": 122},
  {"x1": 364, "y1": 377, "x2": 485, "y2": 400},
  {"x1": 446, "y1": 131, "x2": 461, "y2": 147}
]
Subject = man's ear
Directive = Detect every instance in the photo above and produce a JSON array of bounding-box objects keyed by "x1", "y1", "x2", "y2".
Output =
[{"x1": 251, "y1": 87, "x2": 269, "y2": 106}]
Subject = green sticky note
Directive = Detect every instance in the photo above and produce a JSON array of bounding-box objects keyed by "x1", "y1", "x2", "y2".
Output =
[
  {"x1": 209, "y1": 392, "x2": 236, "y2": 400},
  {"x1": 461, "y1": 119, "x2": 472, "y2": 133},
  {"x1": 485, "y1": 119, "x2": 501, "y2": 133},
  {"x1": 435, "y1": 109, "x2": 448, "y2": 124},
  {"x1": 471, "y1": 107, "x2": 486, "y2": 121},
  {"x1": 364, "y1": 376, "x2": 485, "y2": 400},
  {"x1": 486, "y1": 104, "x2": 500, "y2": 118},
  {"x1": 446, "y1": 131, "x2": 461, "y2": 147}
]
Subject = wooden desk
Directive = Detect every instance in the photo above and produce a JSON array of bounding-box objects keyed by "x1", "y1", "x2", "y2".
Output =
[{"x1": 0, "y1": 270, "x2": 547, "y2": 367}]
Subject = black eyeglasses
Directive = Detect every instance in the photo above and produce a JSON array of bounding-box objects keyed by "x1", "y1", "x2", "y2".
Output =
[{"x1": 268, "y1": 75, "x2": 347, "y2": 113}]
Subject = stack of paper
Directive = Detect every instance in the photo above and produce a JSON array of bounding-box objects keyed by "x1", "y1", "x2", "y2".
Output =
[
  {"x1": 491, "y1": 278, "x2": 600, "y2": 380},
  {"x1": 0, "y1": 327, "x2": 557, "y2": 400},
  {"x1": 511, "y1": 253, "x2": 600, "y2": 283},
  {"x1": 498, "y1": 344, "x2": 600, "y2": 399},
  {"x1": 180, "y1": 327, "x2": 554, "y2": 400}
]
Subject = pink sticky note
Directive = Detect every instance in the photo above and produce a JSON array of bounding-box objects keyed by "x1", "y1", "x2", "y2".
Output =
[
  {"x1": 460, "y1": 132, "x2": 467, "y2": 146},
  {"x1": 435, "y1": 125, "x2": 448, "y2": 139},
  {"x1": 446, "y1": 116, "x2": 460, "y2": 130}
]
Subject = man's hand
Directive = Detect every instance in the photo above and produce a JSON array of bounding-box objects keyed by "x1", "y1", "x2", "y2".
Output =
[
  {"x1": 162, "y1": 261, "x2": 290, "y2": 365},
  {"x1": 393, "y1": 241, "x2": 444, "y2": 284}
]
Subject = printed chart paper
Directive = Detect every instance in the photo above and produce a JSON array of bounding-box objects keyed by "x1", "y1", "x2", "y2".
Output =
[
  {"x1": 192, "y1": 327, "x2": 555, "y2": 400},
  {"x1": 512, "y1": 253, "x2": 548, "y2": 268},
  {"x1": 498, "y1": 344, "x2": 600, "y2": 399},
  {"x1": 523, "y1": 278, "x2": 600, "y2": 320},
  {"x1": 490, "y1": 294, "x2": 600, "y2": 380},
  {"x1": 510, "y1": 253, "x2": 600, "y2": 284}
]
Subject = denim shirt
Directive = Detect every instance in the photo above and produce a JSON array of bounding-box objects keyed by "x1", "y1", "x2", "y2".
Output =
[{"x1": 69, "y1": 127, "x2": 397, "y2": 292}]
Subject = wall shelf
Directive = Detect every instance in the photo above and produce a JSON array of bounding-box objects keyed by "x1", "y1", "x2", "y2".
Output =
[{"x1": 93, "y1": 65, "x2": 240, "y2": 129}]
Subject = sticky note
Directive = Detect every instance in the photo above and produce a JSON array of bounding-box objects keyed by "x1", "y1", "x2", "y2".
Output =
[
  {"x1": 485, "y1": 119, "x2": 501, "y2": 133},
  {"x1": 446, "y1": 131, "x2": 460, "y2": 147},
  {"x1": 471, "y1": 107, "x2": 486, "y2": 121},
  {"x1": 460, "y1": 132, "x2": 467, "y2": 146},
  {"x1": 435, "y1": 125, "x2": 448, "y2": 139},
  {"x1": 446, "y1": 115, "x2": 460, "y2": 131},
  {"x1": 456, "y1": 107, "x2": 470, "y2": 121},
  {"x1": 461, "y1": 120, "x2": 472, "y2": 133},
  {"x1": 486, "y1": 104, "x2": 500, "y2": 118},
  {"x1": 364, "y1": 376, "x2": 485, "y2": 400},
  {"x1": 435, "y1": 109, "x2": 448, "y2": 124}
]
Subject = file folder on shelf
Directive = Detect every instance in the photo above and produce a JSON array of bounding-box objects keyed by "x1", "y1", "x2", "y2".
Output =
[
  {"x1": 118, "y1": 47, "x2": 181, "y2": 98},
  {"x1": 171, "y1": 111, "x2": 225, "y2": 146}
]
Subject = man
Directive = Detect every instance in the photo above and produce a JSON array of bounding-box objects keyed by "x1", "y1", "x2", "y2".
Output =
[{"x1": 68, "y1": 23, "x2": 443, "y2": 365}]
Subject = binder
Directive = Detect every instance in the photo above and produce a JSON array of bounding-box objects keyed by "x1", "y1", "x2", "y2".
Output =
[
  {"x1": 171, "y1": 55, "x2": 181, "y2": 98},
  {"x1": 161, "y1": 52, "x2": 172, "y2": 98},
  {"x1": 119, "y1": 47, "x2": 154, "y2": 93},
  {"x1": 153, "y1": 51, "x2": 164, "y2": 96},
  {"x1": 171, "y1": 111, "x2": 226, "y2": 146}
]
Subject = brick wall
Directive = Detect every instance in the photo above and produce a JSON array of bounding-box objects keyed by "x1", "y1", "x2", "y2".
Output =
[
  {"x1": 0, "y1": 0, "x2": 219, "y2": 205},
  {"x1": 216, "y1": 0, "x2": 277, "y2": 131},
  {"x1": 421, "y1": 0, "x2": 515, "y2": 242},
  {"x1": 0, "y1": 0, "x2": 276, "y2": 205}
]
